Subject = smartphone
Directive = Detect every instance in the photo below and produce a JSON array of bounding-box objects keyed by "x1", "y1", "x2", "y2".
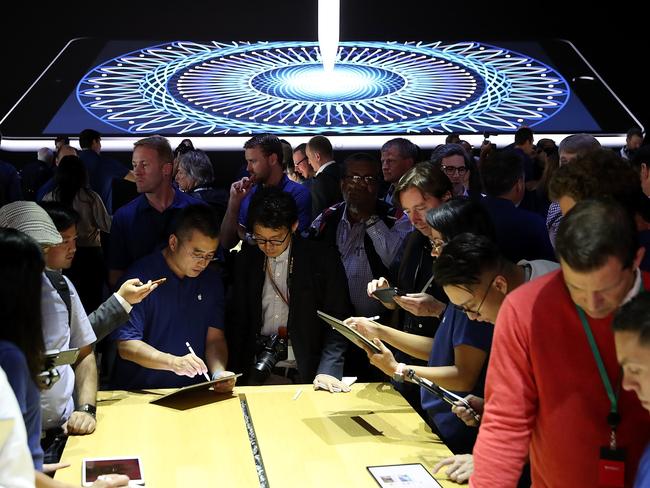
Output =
[
  {"x1": 372, "y1": 287, "x2": 407, "y2": 302},
  {"x1": 82, "y1": 457, "x2": 144, "y2": 487},
  {"x1": 150, "y1": 277, "x2": 167, "y2": 286},
  {"x1": 44, "y1": 348, "x2": 80, "y2": 368},
  {"x1": 0, "y1": 39, "x2": 641, "y2": 151}
]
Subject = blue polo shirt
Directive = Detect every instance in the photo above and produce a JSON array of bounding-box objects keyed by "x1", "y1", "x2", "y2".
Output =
[
  {"x1": 420, "y1": 305, "x2": 493, "y2": 454},
  {"x1": 237, "y1": 174, "x2": 312, "y2": 232},
  {"x1": 0, "y1": 340, "x2": 44, "y2": 471},
  {"x1": 110, "y1": 251, "x2": 225, "y2": 389},
  {"x1": 108, "y1": 188, "x2": 202, "y2": 272}
]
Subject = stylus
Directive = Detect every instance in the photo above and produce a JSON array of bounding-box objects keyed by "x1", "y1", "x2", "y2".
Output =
[{"x1": 185, "y1": 341, "x2": 211, "y2": 382}]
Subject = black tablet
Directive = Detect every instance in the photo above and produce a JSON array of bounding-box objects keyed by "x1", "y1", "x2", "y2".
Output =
[
  {"x1": 149, "y1": 373, "x2": 242, "y2": 405},
  {"x1": 317, "y1": 310, "x2": 382, "y2": 353},
  {"x1": 0, "y1": 39, "x2": 642, "y2": 151}
]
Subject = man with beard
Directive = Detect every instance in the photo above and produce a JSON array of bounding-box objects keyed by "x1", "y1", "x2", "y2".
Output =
[{"x1": 220, "y1": 134, "x2": 311, "y2": 250}]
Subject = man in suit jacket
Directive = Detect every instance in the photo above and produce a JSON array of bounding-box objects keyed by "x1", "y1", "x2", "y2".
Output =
[
  {"x1": 306, "y1": 135, "x2": 342, "y2": 219},
  {"x1": 227, "y1": 187, "x2": 353, "y2": 392}
]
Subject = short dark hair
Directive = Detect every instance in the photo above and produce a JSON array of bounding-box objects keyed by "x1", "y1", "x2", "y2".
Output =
[
  {"x1": 556, "y1": 198, "x2": 638, "y2": 272},
  {"x1": 173, "y1": 138, "x2": 194, "y2": 159},
  {"x1": 613, "y1": 291, "x2": 650, "y2": 346},
  {"x1": 0, "y1": 228, "x2": 45, "y2": 384},
  {"x1": 392, "y1": 163, "x2": 452, "y2": 208},
  {"x1": 631, "y1": 145, "x2": 650, "y2": 170},
  {"x1": 244, "y1": 134, "x2": 283, "y2": 164},
  {"x1": 426, "y1": 198, "x2": 496, "y2": 242},
  {"x1": 343, "y1": 152, "x2": 381, "y2": 175},
  {"x1": 247, "y1": 186, "x2": 298, "y2": 231},
  {"x1": 307, "y1": 135, "x2": 333, "y2": 159},
  {"x1": 173, "y1": 204, "x2": 220, "y2": 242},
  {"x1": 134, "y1": 135, "x2": 174, "y2": 164},
  {"x1": 55, "y1": 135, "x2": 70, "y2": 145},
  {"x1": 431, "y1": 143, "x2": 472, "y2": 169},
  {"x1": 480, "y1": 150, "x2": 524, "y2": 197},
  {"x1": 627, "y1": 127, "x2": 644, "y2": 139},
  {"x1": 558, "y1": 133, "x2": 600, "y2": 155},
  {"x1": 381, "y1": 138, "x2": 419, "y2": 161},
  {"x1": 40, "y1": 202, "x2": 79, "y2": 231},
  {"x1": 294, "y1": 143, "x2": 307, "y2": 155},
  {"x1": 433, "y1": 233, "x2": 502, "y2": 288},
  {"x1": 445, "y1": 133, "x2": 461, "y2": 144},
  {"x1": 79, "y1": 129, "x2": 101, "y2": 149},
  {"x1": 514, "y1": 127, "x2": 533, "y2": 146}
]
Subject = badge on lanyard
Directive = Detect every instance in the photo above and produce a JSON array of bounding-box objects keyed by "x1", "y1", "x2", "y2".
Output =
[{"x1": 576, "y1": 306, "x2": 627, "y2": 488}]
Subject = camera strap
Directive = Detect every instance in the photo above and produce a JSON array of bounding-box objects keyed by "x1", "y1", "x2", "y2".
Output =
[{"x1": 266, "y1": 260, "x2": 289, "y2": 307}]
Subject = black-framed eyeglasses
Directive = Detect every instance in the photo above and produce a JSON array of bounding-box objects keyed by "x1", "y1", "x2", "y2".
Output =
[
  {"x1": 454, "y1": 274, "x2": 498, "y2": 318},
  {"x1": 344, "y1": 175, "x2": 379, "y2": 186},
  {"x1": 441, "y1": 165, "x2": 468, "y2": 176},
  {"x1": 294, "y1": 156, "x2": 308, "y2": 166},
  {"x1": 181, "y1": 242, "x2": 217, "y2": 263},
  {"x1": 249, "y1": 230, "x2": 291, "y2": 247}
]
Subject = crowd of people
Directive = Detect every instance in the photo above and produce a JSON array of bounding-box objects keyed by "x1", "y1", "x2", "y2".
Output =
[{"x1": 1, "y1": 126, "x2": 650, "y2": 487}]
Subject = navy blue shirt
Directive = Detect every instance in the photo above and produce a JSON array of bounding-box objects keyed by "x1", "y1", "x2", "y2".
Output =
[
  {"x1": 110, "y1": 251, "x2": 225, "y2": 389},
  {"x1": 0, "y1": 160, "x2": 23, "y2": 205},
  {"x1": 35, "y1": 176, "x2": 55, "y2": 202},
  {"x1": 238, "y1": 174, "x2": 312, "y2": 232},
  {"x1": 0, "y1": 340, "x2": 44, "y2": 471},
  {"x1": 481, "y1": 196, "x2": 555, "y2": 263},
  {"x1": 420, "y1": 305, "x2": 493, "y2": 454},
  {"x1": 108, "y1": 188, "x2": 202, "y2": 271},
  {"x1": 635, "y1": 443, "x2": 650, "y2": 488}
]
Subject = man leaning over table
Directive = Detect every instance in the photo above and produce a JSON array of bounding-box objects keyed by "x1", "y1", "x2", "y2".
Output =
[{"x1": 109, "y1": 204, "x2": 235, "y2": 392}]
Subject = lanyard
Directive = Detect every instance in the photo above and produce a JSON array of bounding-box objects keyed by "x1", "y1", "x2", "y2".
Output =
[{"x1": 574, "y1": 273, "x2": 644, "y2": 449}]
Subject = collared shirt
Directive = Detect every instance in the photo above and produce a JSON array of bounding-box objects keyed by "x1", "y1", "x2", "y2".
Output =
[
  {"x1": 40, "y1": 273, "x2": 96, "y2": 430},
  {"x1": 108, "y1": 188, "x2": 202, "y2": 271},
  {"x1": 238, "y1": 174, "x2": 312, "y2": 233},
  {"x1": 261, "y1": 244, "x2": 291, "y2": 336},
  {"x1": 335, "y1": 206, "x2": 410, "y2": 315},
  {"x1": 623, "y1": 268, "x2": 643, "y2": 305},
  {"x1": 111, "y1": 250, "x2": 225, "y2": 390},
  {"x1": 315, "y1": 160, "x2": 336, "y2": 177}
]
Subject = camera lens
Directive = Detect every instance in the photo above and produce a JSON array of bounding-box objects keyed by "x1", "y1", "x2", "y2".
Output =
[{"x1": 250, "y1": 334, "x2": 288, "y2": 385}]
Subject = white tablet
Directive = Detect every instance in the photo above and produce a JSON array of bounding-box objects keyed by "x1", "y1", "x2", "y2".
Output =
[{"x1": 82, "y1": 456, "x2": 144, "y2": 487}]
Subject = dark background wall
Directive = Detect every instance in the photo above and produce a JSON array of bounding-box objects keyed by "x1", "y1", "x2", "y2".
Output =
[{"x1": 1, "y1": 0, "x2": 647, "y2": 171}]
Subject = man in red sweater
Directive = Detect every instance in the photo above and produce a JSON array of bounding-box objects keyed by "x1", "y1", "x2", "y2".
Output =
[{"x1": 471, "y1": 198, "x2": 650, "y2": 487}]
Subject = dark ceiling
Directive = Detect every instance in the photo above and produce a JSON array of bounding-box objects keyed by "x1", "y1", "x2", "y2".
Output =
[{"x1": 1, "y1": 0, "x2": 647, "y2": 143}]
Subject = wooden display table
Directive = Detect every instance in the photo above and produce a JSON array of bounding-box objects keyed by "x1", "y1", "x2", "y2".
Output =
[{"x1": 56, "y1": 383, "x2": 458, "y2": 487}]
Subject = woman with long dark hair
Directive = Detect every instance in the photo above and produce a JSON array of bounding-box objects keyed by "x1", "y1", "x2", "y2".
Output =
[{"x1": 42, "y1": 155, "x2": 111, "y2": 312}]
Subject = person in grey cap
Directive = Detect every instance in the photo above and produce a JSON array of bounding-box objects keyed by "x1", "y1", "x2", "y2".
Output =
[{"x1": 0, "y1": 201, "x2": 157, "y2": 464}]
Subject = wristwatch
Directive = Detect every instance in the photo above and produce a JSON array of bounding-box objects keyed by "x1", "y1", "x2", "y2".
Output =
[
  {"x1": 75, "y1": 403, "x2": 97, "y2": 419},
  {"x1": 392, "y1": 363, "x2": 406, "y2": 383}
]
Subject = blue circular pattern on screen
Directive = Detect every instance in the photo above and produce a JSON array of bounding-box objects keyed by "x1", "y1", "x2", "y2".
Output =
[
  {"x1": 250, "y1": 64, "x2": 406, "y2": 102},
  {"x1": 77, "y1": 41, "x2": 570, "y2": 135}
]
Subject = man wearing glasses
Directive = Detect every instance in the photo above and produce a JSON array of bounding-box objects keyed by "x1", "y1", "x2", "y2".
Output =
[
  {"x1": 292, "y1": 143, "x2": 315, "y2": 188},
  {"x1": 227, "y1": 187, "x2": 352, "y2": 392},
  {"x1": 431, "y1": 144, "x2": 476, "y2": 198},
  {"x1": 110, "y1": 205, "x2": 235, "y2": 391}
]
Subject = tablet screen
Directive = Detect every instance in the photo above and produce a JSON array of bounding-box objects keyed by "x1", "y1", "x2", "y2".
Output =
[{"x1": 84, "y1": 458, "x2": 142, "y2": 483}]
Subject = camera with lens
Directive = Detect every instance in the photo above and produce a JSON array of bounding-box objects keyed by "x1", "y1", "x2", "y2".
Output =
[{"x1": 251, "y1": 333, "x2": 288, "y2": 385}]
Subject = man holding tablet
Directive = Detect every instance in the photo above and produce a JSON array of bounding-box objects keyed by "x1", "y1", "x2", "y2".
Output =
[{"x1": 110, "y1": 205, "x2": 234, "y2": 391}]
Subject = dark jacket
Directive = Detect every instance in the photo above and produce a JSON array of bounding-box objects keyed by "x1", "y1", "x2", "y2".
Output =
[
  {"x1": 310, "y1": 162, "x2": 342, "y2": 219},
  {"x1": 226, "y1": 236, "x2": 353, "y2": 384}
]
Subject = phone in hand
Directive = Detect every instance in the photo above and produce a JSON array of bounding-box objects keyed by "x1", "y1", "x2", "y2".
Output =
[
  {"x1": 372, "y1": 287, "x2": 407, "y2": 302},
  {"x1": 150, "y1": 278, "x2": 167, "y2": 286}
]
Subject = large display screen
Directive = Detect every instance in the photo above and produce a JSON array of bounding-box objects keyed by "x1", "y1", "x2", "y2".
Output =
[{"x1": 45, "y1": 40, "x2": 599, "y2": 136}]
